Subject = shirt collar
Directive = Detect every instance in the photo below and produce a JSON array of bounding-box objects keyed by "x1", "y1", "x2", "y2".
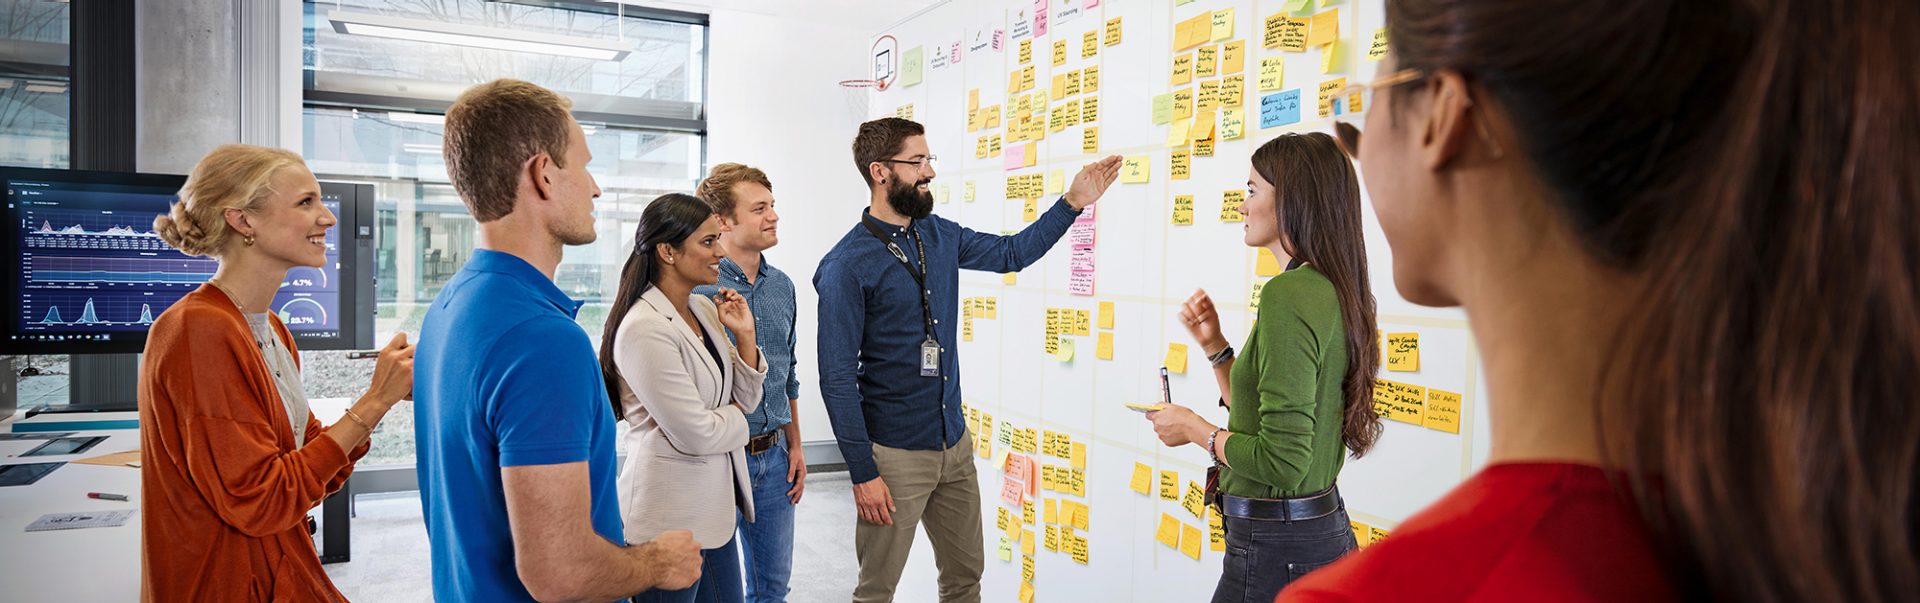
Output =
[
  {"x1": 861, "y1": 208, "x2": 916, "y2": 236},
  {"x1": 465, "y1": 249, "x2": 586, "y2": 318},
  {"x1": 718, "y1": 255, "x2": 773, "y2": 283}
]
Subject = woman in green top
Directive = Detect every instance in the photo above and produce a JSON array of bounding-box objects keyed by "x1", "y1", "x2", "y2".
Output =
[{"x1": 1145, "y1": 132, "x2": 1381, "y2": 602}]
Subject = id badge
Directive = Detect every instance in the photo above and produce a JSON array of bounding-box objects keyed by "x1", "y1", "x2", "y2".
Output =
[{"x1": 920, "y1": 338, "x2": 941, "y2": 377}]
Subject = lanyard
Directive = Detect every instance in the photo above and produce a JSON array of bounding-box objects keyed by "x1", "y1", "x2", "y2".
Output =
[{"x1": 860, "y1": 215, "x2": 937, "y2": 342}]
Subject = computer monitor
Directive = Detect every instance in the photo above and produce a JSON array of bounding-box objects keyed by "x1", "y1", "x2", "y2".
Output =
[{"x1": 0, "y1": 167, "x2": 375, "y2": 355}]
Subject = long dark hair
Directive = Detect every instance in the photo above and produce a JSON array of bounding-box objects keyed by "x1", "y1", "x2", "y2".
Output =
[
  {"x1": 599, "y1": 193, "x2": 715, "y2": 417},
  {"x1": 1251, "y1": 133, "x2": 1382, "y2": 457},
  {"x1": 1389, "y1": 0, "x2": 1918, "y2": 600}
]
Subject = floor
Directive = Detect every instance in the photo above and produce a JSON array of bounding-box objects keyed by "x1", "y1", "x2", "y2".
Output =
[{"x1": 324, "y1": 471, "x2": 862, "y2": 602}]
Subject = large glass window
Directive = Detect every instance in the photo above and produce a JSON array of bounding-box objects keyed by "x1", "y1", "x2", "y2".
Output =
[
  {"x1": 300, "y1": 0, "x2": 707, "y2": 466},
  {"x1": 0, "y1": 0, "x2": 69, "y2": 169}
]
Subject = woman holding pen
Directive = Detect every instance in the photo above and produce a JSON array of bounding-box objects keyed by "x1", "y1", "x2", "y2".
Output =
[
  {"x1": 1142, "y1": 132, "x2": 1380, "y2": 602},
  {"x1": 140, "y1": 144, "x2": 414, "y2": 600}
]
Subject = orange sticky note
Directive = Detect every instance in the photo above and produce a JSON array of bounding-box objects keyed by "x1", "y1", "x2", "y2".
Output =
[
  {"x1": 1222, "y1": 40, "x2": 1246, "y2": 74},
  {"x1": 1171, "y1": 52, "x2": 1194, "y2": 85},
  {"x1": 1308, "y1": 8, "x2": 1339, "y2": 47}
]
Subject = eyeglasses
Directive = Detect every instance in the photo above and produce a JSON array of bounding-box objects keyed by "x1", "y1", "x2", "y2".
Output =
[
  {"x1": 1330, "y1": 68, "x2": 1504, "y2": 161},
  {"x1": 877, "y1": 155, "x2": 939, "y2": 170}
]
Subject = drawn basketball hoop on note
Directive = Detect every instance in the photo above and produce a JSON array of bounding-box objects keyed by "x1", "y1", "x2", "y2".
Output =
[{"x1": 839, "y1": 35, "x2": 897, "y2": 121}]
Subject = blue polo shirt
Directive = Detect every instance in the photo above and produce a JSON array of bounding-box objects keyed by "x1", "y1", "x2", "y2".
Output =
[{"x1": 413, "y1": 249, "x2": 623, "y2": 602}]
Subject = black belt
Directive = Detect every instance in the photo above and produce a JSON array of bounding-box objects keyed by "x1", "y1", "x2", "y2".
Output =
[
  {"x1": 746, "y1": 431, "x2": 781, "y2": 454},
  {"x1": 1220, "y1": 486, "x2": 1342, "y2": 522}
]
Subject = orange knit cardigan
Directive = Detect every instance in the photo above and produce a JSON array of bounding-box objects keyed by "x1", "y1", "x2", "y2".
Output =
[{"x1": 138, "y1": 285, "x2": 369, "y2": 601}]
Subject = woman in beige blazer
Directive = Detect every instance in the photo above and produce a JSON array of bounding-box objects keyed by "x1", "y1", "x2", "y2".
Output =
[{"x1": 599, "y1": 193, "x2": 767, "y2": 603}]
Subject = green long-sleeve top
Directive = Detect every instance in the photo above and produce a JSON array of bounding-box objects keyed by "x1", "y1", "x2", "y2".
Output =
[{"x1": 1218, "y1": 264, "x2": 1349, "y2": 499}]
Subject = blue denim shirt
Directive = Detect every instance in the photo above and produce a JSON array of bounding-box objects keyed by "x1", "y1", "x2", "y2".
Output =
[
  {"x1": 694, "y1": 255, "x2": 799, "y2": 436},
  {"x1": 814, "y1": 198, "x2": 1080, "y2": 483}
]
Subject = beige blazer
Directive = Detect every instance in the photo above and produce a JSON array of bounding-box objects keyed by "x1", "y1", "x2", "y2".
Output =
[{"x1": 612, "y1": 287, "x2": 767, "y2": 549}]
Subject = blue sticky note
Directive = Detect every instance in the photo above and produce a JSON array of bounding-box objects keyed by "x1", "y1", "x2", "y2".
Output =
[{"x1": 1259, "y1": 89, "x2": 1302, "y2": 128}]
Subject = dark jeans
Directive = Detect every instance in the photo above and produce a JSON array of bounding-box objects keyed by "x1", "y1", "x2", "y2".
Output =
[
  {"x1": 631, "y1": 535, "x2": 743, "y2": 603},
  {"x1": 1210, "y1": 501, "x2": 1357, "y2": 603}
]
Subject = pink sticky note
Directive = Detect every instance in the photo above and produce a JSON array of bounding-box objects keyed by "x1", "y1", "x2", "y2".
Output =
[
  {"x1": 1004, "y1": 144, "x2": 1027, "y2": 170},
  {"x1": 1001, "y1": 476, "x2": 1025, "y2": 505}
]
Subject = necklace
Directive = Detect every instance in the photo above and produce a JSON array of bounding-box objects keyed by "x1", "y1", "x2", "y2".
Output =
[{"x1": 207, "y1": 278, "x2": 282, "y2": 378}]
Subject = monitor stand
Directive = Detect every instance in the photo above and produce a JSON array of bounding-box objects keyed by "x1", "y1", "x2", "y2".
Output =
[{"x1": 62, "y1": 354, "x2": 139, "y2": 412}]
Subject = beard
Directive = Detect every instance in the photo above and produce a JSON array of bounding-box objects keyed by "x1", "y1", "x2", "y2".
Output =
[{"x1": 885, "y1": 177, "x2": 935, "y2": 220}]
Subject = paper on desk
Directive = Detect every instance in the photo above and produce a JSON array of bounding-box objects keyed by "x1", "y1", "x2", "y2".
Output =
[
  {"x1": 26, "y1": 509, "x2": 135, "y2": 532},
  {"x1": 73, "y1": 449, "x2": 141, "y2": 468}
]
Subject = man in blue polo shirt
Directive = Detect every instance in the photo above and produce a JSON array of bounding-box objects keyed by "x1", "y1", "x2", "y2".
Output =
[
  {"x1": 413, "y1": 79, "x2": 700, "y2": 602},
  {"x1": 815, "y1": 117, "x2": 1121, "y2": 602}
]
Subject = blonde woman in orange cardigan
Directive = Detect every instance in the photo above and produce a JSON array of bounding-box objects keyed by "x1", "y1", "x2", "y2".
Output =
[{"x1": 140, "y1": 144, "x2": 412, "y2": 601}]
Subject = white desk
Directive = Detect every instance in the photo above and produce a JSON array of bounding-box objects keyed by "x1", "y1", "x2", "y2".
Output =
[
  {"x1": 0, "y1": 407, "x2": 355, "y2": 601},
  {"x1": 0, "y1": 411, "x2": 143, "y2": 602}
]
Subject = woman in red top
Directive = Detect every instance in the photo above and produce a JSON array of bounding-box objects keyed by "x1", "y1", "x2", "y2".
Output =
[
  {"x1": 141, "y1": 144, "x2": 413, "y2": 601},
  {"x1": 1285, "y1": 0, "x2": 1918, "y2": 601}
]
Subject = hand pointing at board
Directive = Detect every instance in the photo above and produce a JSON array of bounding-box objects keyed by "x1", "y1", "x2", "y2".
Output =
[{"x1": 1064, "y1": 155, "x2": 1124, "y2": 210}]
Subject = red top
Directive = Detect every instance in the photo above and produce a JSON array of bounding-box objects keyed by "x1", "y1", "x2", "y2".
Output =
[{"x1": 1281, "y1": 462, "x2": 1676, "y2": 603}]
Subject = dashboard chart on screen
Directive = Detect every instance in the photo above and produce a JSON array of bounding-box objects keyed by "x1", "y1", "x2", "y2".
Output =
[{"x1": 2, "y1": 167, "x2": 375, "y2": 355}]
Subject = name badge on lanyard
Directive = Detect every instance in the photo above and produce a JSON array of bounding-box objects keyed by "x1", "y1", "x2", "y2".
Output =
[{"x1": 921, "y1": 336, "x2": 941, "y2": 377}]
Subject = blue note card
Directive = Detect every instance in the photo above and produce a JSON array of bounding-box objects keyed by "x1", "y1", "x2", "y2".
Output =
[{"x1": 1260, "y1": 90, "x2": 1302, "y2": 128}]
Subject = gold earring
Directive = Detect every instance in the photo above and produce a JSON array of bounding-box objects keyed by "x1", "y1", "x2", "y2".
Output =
[{"x1": 244, "y1": 235, "x2": 255, "y2": 246}]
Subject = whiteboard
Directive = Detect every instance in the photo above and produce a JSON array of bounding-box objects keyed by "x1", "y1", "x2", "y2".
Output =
[{"x1": 865, "y1": 1, "x2": 1490, "y2": 600}]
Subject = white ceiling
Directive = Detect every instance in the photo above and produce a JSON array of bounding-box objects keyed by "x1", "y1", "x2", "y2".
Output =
[{"x1": 600, "y1": 0, "x2": 947, "y2": 33}]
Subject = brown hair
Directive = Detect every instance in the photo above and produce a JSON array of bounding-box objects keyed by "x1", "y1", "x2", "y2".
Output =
[
  {"x1": 1252, "y1": 133, "x2": 1382, "y2": 457},
  {"x1": 443, "y1": 79, "x2": 575, "y2": 223},
  {"x1": 696, "y1": 162, "x2": 773, "y2": 219},
  {"x1": 154, "y1": 144, "x2": 306, "y2": 257},
  {"x1": 850, "y1": 117, "x2": 924, "y2": 186},
  {"x1": 1389, "y1": 0, "x2": 1919, "y2": 600}
]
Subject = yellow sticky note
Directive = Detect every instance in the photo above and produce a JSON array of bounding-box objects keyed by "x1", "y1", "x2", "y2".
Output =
[
  {"x1": 1130, "y1": 462, "x2": 1153, "y2": 494},
  {"x1": 1165, "y1": 343, "x2": 1189, "y2": 373},
  {"x1": 1196, "y1": 45, "x2": 1218, "y2": 78},
  {"x1": 1172, "y1": 149, "x2": 1192, "y2": 180},
  {"x1": 1054, "y1": 336, "x2": 1074, "y2": 362},
  {"x1": 1082, "y1": 66, "x2": 1100, "y2": 93},
  {"x1": 1220, "y1": 189, "x2": 1246, "y2": 222},
  {"x1": 1259, "y1": 57, "x2": 1286, "y2": 91},
  {"x1": 1182, "y1": 480, "x2": 1206, "y2": 518},
  {"x1": 1257, "y1": 247, "x2": 1284, "y2": 276},
  {"x1": 1221, "y1": 108, "x2": 1246, "y2": 140},
  {"x1": 1209, "y1": 509, "x2": 1226, "y2": 551},
  {"x1": 1171, "y1": 52, "x2": 1194, "y2": 85},
  {"x1": 1165, "y1": 119, "x2": 1192, "y2": 148},
  {"x1": 1318, "y1": 77, "x2": 1346, "y2": 118},
  {"x1": 1159, "y1": 470, "x2": 1179, "y2": 499},
  {"x1": 1018, "y1": 581, "x2": 1035, "y2": 603},
  {"x1": 1023, "y1": 530, "x2": 1036, "y2": 556},
  {"x1": 998, "y1": 537, "x2": 1013, "y2": 561},
  {"x1": 1386, "y1": 332, "x2": 1420, "y2": 371},
  {"x1": 1023, "y1": 498, "x2": 1037, "y2": 525},
  {"x1": 1023, "y1": 198, "x2": 1037, "y2": 222},
  {"x1": 1004, "y1": 272, "x2": 1017, "y2": 285},
  {"x1": 1190, "y1": 110, "x2": 1217, "y2": 141},
  {"x1": 1249, "y1": 278, "x2": 1267, "y2": 311},
  {"x1": 1096, "y1": 332, "x2": 1114, "y2": 360},
  {"x1": 1173, "y1": 88, "x2": 1194, "y2": 120},
  {"x1": 1071, "y1": 535, "x2": 1089, "y2": 564},
  {"x1": 1020, "y1": 66, "x2": 1036, "y2": 91},
  {"x1": 1120, "y1": 156, "x2": 1150, "y2": 183},
  {"x1": 1210, "y1": 9, "x2": 1234, "y2": 41},
  {"x1": 1045, "y1": 525, "x2": 1060, "y2": 551},
  {"x1": 1279, "y1": 16, "x2": 1310, "y2": 52},
  {"x1": 1051, "y1": 74, "x2": 1067, "y2": 101},
  {"x1": 1019, "y1": 39, "x2": 1033, "y2": 65},
  {"x1": 1098, "y1": 301, "x2": 1115, "y2": 329},
  {"x1": 1352, "y1": 520, "x2": 1370, "y2": 547},
  {"x1": 1309, "y1": 8, "x2": 1339, "y2": 47},
  {"x1": 1194, "y1": 135, "x2": 1215, "y2": 157},
  {"x1": 1070, "y1": 442, "x2": 1086, "y2": 470},
  {"x1": 1065, "y1": 70, "x2": 1082, "y2": 98},
  {"x1": 1104, "y1": 16, "x2": 1123, "y2": 46},
  {"x1": 1321, "y1": 40, "x2": 1344, "y2": 74},
  {"x1": 1081, "y1": 96, "x2": 1100, "y2": 123},
  {"x1": 1263, "y1": 12, "x2": 1285, "y2": 48},
  {"x1": 1047, "y1": 169, "x2": 1065, "y2": 194},
  {"x1": 1053, "y1": 39, "x2": 1068, "y2": 67},
  {"x1": 1074, "y1": 309, "x2": 1090, "y2": 336},
  {"x1": 1023, "y1": 143, "x2": 1038, "y2": 167},
  {"x1": 1156, "y1": 513, "x2": 1181, "y2": 547},
  {"x1": 1223, "y1": 41, "x2": 1245, "y2": 74},
  {"x1": 1198, "y1": 80, "x2": 1221, "y2": 112},
  {"x1": 1374, "y1": 379, "x2": 1428, "y2": 425},
  {"x1": 1045, "y1": 499, "x2": 1059, "y2": 524},
  {"x1": 1425, "y1": 388, "x2": 1462, "y2": 434},
  {"x1": 1082, "y1": 29, "x2": 1099, "y2": 58},
  {"x1": 1172, "y1": 194, "x2": 1194, "y2": 225},
  {"x1": 1181, "y1": 523, "x2": 1204, "y2": 559},
  {"x1": 1368, "y1": 27, "x2": 1388, "y2": 61},
  {"x1": 1081, "y1": 126, "x2": 1099, "y2": 154}
]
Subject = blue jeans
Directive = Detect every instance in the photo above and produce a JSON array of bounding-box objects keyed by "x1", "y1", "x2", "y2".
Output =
[
  {"x1": 1210, "y1": 500, "x2": 1357, "y2": 603},
  {"x1": 736, "y1": 431, "x2": 797, "y2": 603},
  {"x1": 632, "y1": 535, "x2": 743, "y2": 603}
]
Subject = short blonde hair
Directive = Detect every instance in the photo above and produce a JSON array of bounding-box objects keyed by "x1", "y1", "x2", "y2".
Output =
[
  {"x1": 695, "y1": 163, "x2": 773, "y2": 218},
  {"x1": 443, "y1": 79, "x2": 576, "y2": 222},
  {"x1": 154, "y1": 144, "x2": 306, "y2": 257}
]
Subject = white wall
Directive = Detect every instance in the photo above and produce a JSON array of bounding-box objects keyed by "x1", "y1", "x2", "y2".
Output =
[{"x1": 704, "y1": 8, "x2": 880, "y2": 451}]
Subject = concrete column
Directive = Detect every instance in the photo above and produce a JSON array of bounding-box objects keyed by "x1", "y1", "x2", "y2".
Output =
[{"x1": 135, "y1": 0, "x2": 299, "y2": 174}]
